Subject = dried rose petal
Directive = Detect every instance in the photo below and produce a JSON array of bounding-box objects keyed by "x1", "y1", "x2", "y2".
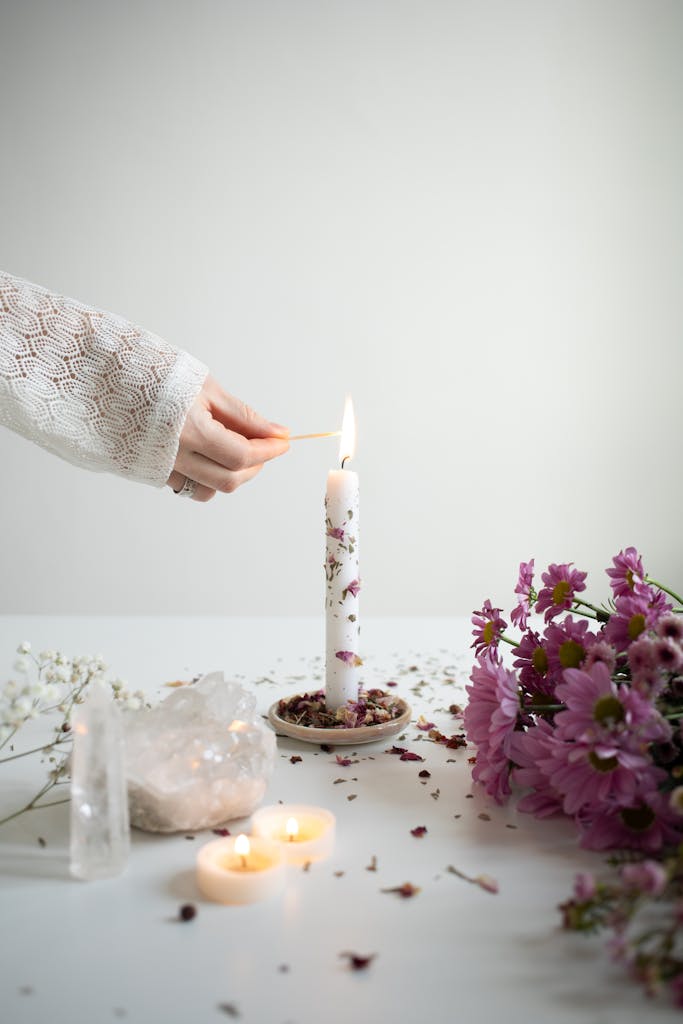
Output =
[
  {"x1": 366, "y1": 855, "x2": 378, "y2": 872},
  {"x1": 447, "y1": 865, "x2": 499, "y2": 894},
  {"x1": 399, "y1": 751, "x2": 424, "y2": 762},
  {"x1": 381, "y1": 882, "x2": 421, "y2": 898},
  {"x1": 340, "y1": 952, "x2": 377, "y2": 971},
  {"x1": 213, "y1": 828, "x2": 230, "y2": 837},
  {"x1": 418, "y1": 769, "x2": 431, "y2": 778},
  {"x1": 386, "y1": 680, "x2": 398, "y2": 688},
  {"x1": 327, "y1": 526, "x2": 345, "y2": 541},
  {"x1": 449, "y1": 703, "x2": 463, "y2": 715},
  {"x1": 416, "y1": 715, "x2": 435, "y2": 731},
  {"x1": 410, "y1": 826, "x2": 427, "y2": 837},
  {"x1": 336, "y1": 650, "x2": 363, "y2": 667},
  {"x1": 387, "y1": 745, "x2": 407, "y2": 755},
  {"x1": 336, "y1": 755, "x2": 353, "y2": 766},
  {"x1": 290, "y1": 755, "x2": 303, "y2": 764}
]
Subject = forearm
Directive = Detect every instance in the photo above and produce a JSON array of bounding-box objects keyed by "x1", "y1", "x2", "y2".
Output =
[{"x1": 0, "y1": 272, "x2": 207, "y2": 485}]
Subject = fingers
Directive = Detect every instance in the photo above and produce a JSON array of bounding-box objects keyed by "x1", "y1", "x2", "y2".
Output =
[
  {"x1": 166, "y1": 470, "x2": 217, "y2": 503},
  {"x1": 173, "y1": 452, "x2": 264, "y2": 494},
  {"x1": 182, "y1": 401, "x2": 289, "y2": 472},
  {"x1": 202, "y1": 375, "x2": 289, "y2": 439}
]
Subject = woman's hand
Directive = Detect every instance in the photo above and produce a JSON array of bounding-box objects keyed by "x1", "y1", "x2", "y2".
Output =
[{"x1": 167, "y1": 375, "x2": 289, "y2": 502}]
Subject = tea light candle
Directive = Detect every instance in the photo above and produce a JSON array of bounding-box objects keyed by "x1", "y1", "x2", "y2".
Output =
[
  {"x1": 196, "y1": 833, "x2": 285, "y2": 904},
  {"x1": 251, "y1": 805, "x2": 336, "y2": 865}
]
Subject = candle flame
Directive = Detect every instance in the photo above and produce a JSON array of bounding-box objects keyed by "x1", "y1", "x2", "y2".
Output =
[
  {"x1": 234, "y1": 833, "x2": 250, "y2": 857},
  {"x1": 338, "y1": 396, "x2": 356, "y2": 466},
  {"x1": 286, "y1": 817, "x2": 299, "y2": 841}
]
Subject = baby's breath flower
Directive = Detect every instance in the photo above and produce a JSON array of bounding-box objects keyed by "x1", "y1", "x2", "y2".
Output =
[{"x1": 17, "y1": 641, "x2": 31, "y2": 655}]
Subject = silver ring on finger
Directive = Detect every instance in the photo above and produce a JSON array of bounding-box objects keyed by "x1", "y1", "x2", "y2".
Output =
[{"x1": 174, "y1": 476, "x2": 197, "y2": 499}]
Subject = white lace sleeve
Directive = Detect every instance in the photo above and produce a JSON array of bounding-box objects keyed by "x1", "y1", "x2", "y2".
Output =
[{"x1": 0, "y1": 271, "x2": 208, "y2": 486}]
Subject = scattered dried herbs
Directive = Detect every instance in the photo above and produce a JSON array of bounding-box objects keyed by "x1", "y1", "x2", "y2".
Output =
[
  {"x1": 381, "y1": 882, "x2": 421, "y2": 898},
  {"x1": 340, "y1": 952, "x2": 377, "y2": 970},
  {"x1": 275, "y1": 688, "x2": 403, "y2": 730}
]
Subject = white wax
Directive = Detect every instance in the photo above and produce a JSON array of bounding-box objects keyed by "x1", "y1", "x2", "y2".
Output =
[
  {"x1": 196, "y1": 836, "x2": 285, "y2": 905},
  {"x1": 325, "y1": 467, "x2": 360, "y2": 709},
  {"x1": 251, "y1": 804, "x2": 336, "y2": 865}
]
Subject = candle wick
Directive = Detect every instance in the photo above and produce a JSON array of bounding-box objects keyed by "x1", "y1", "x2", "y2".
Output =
[
  {"x1": 341, "y1": 456, "x2": 349, "y2": 469},
  {"x1": 288, "y1": 834, "x2": 295, "y2": 842},
  {"x1": 240, "y1": 855, "x2": 247, "y2": 870}
]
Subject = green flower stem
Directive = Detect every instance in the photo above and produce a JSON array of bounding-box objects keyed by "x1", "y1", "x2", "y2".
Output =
[
  {"x1": 645, "y1": 577, "x2": 683, "y2": 607},
  {"x1": 500, "y1": 634, "x2": 520, "y2": 648},
  {"x1": 0, "y1": 740, "x2": 68, "y2": 765},
  {"x1": 0, "y1": 776, "x2": 60, "y2": 828},
  {"x1": 525, "y1": 704, "x2": 565, "y2": 712},
  {"x1": 570, "y1": 607, "x2": 599, "y2": 621}
]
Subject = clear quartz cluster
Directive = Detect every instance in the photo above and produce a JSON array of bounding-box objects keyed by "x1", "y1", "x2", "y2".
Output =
[{"x1": 124, "y1": 672, "x2": 275, "y2": 833}]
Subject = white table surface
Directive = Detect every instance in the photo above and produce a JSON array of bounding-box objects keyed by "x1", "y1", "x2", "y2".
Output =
[{"x1": 0, "y1": 616, "x2": 678, "y2": 1024}]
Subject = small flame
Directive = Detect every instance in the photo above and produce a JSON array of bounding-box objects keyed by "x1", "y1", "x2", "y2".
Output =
[
  {"x1": 234, "y1": 833, "x2": 250, "y2": 857},
  {"x1": 338, "y1": 396, "x2": 356, "y2": 467},
  {"x1": 286, "y1": 816, "x2": 299, "y2": 840}
]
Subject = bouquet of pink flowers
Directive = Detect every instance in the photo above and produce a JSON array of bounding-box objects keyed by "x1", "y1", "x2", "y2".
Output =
[{"x1": 465, "y1": 549, "x2": 683, "y2": 1005}]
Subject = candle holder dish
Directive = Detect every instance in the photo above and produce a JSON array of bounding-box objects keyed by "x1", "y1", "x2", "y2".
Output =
[{"x1": 267, "y1": 688, "x2": 411, "y2": 746}]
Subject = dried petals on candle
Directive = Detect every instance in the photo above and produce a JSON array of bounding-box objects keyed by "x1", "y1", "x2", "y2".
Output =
[{"x1": 335, "y1": 651, "x2": 363, "y2": 667}]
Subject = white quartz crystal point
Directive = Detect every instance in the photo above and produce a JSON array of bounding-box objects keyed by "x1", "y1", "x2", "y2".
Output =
[
  {"x1": 69, "y1": 678, "x2": 130, "y2": 881},
  {"x1": 125, "y1": 671, "x2": 276, "y2": 833}
]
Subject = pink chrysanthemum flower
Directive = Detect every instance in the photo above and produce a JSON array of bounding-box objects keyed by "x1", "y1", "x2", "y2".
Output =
[
  {"x1": 578, "y1": 789, "x2": 683, "y2": 852},
  {"x1": 653, "y1": 637, "x2": 683, "y2": 674},
  {"x1": 512, "y1": 630, "x2": 554, "y2": 696},
  {"x1": 583, "y1": 640, "x2": 617, "y2": 674},
  {"x1": 510, "y1": 559, "x2": 535, "y2": 632},
  {"x1": 606, "y1": 547, "x2": 645, "y2": 598},
  {"x1": 544, "y1": 616, "x2": 596, "y2": 678},
  {"x1": 620, "y1": 860, "x2": 667, "y2": 896},
  {"x1": 627, "y1": 636, "x2": 656, "y2": 676},
  {"x1": 656, "y1": 614, "x2": 683, "y2": 644},
  {"x1": 554, "y1": 662, "x2": 670, "y2": 749},
  {"x1": 471, "y1": 600, "x2": 507, "y2": 659},
  {"x1": 541, "y1": 739, "x2": 662, "y2": 816},
  {"x1": 536, "y1": 563, "x2": 587, "y2": 622},
  {"x1": 509, "y1": 718, "x2": 563, "y2": 818},
  {"x1": 464, "y1": 655, "x2": 520, "y2": 804},
  {"x1": 604, "y1": 589, "x2": 673, "y2": 651}
]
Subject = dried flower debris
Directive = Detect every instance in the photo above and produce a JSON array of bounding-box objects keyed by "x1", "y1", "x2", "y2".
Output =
[
  {"x1": 386, "y1": 745, "x2": 425, "y2": 762},
  {"x1": 340, "y1": 952, "x2": 377, "y2": 971},
  {"x1": 275, "y1": 688, "x2": 404, "y2": 730},
  {"x1": 447, "y1": 865, "x2": 499, "y2": 894},
  {"x1": 410, "y1": 826, "x2": 428, "y2": 837},
  {"x1": 366, "y1": 855, "x2": 378, "y2": 872},
  {"x1": 178, "y1": 903, "x2": 197, "y2": 922},
  {"x1": 381, "y1": 882, "x2": 421, "y2": 898}
]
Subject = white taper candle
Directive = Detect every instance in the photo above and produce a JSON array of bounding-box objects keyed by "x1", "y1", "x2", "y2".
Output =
[{"x1": 324, "y1": 398, "x2": 360, "y2": 710}]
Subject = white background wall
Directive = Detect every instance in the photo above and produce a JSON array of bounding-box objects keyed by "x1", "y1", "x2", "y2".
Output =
[{"x1": 1, "y1": 0, "x2": 681, "y2": 617}]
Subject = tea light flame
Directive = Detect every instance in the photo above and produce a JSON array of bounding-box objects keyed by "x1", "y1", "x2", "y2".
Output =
[
  {"x1": 235, "y1": 833, "x2": 250, "y2": 868},
  {"x1": 338, "y1": 396, "x2": 356, "y2": 467},
  {"x1": 286, "y1": 816, "x2": 299, "y2": 842}
]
